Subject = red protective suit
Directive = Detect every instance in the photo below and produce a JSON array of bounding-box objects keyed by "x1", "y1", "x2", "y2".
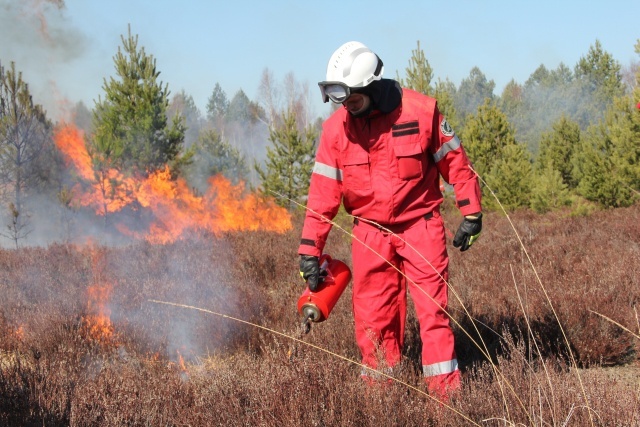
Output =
[{"x1": 299, "y1": 85, "x2": 481, "y2": 395}]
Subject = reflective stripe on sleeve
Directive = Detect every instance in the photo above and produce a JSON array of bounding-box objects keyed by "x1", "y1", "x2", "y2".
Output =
[
  {"x1": 313, "y1": 161, "x2": 343, "y2": 181},
  {"x1": 433, "y1": 136, "x2": 461, "y2": 163},
  {"x1": 422, "y1": 359, "x2": 459, "y2": 377}
]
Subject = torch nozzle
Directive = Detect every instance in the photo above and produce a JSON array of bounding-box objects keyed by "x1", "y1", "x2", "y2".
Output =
[
  {"x1": 299, "y1": 305, "x2": 320, "y2": 335},
  {"x1": 301, "y1": 313, "x2": 313, "y2": 334}
]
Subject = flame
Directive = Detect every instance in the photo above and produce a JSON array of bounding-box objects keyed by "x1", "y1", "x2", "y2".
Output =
[
  {"x1": 54, "y1": 124, "x2": 94, "y2": 181},
  {"x1": 20, "y1": 0, "x2": 64, "y2": 44},
  {"x1": 53, "y1": 123, "x2": 292, "y2": 243},
  {"x1": 177, "y1": 350, "x2": 188, "y2": 373},
  {"x1": 84, "y1": 283, "x2": 114, "y2": 342},
  {"x1": 174, "y1": 349, "x2": 191, "y2": 381},
  {"x1": 13, "y1": 325, "x2": 25, "y2": 341},
  {"x1": 82, "y1": 247, "x2": 115, "y2": 343}
]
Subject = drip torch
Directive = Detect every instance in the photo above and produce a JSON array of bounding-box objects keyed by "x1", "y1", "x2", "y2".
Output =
[{"x1": 297, "y1": 254, "x2": 352, "y2": 333}]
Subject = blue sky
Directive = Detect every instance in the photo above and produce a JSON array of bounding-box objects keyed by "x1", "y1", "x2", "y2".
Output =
[{"x1": 1, "y1": 0, "x2": 638, "y2": 122}]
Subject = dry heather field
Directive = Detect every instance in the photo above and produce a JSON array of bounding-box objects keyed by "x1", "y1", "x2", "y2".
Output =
[{"x1": 0, "y1": 202, "x2": 638, "y2": 426}]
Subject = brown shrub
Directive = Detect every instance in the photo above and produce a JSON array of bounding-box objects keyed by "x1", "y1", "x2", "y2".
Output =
[{"x1": 0, "y1": 203, "x2": 638, "y2": 425}]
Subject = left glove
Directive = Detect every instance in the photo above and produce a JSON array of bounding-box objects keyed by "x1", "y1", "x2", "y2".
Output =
[
  {"x1": 453, "y1": 213, "x2": 482, "y2": 252},
  {"x1": 299, "y1": 255, "x2": 326, "y2": 291}
]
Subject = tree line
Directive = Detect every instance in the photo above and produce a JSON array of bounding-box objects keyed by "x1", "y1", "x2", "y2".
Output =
[
  {"x1": 398, "y1": 40, "x2": 640, "y2": 213},
  {"x1": 0, "y1": 29, "x2": 638, "y2": 247}
]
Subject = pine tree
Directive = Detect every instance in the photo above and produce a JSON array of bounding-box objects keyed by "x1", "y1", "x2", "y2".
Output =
[
  {"x1": 396, "y1": 41, "x2": 461, "y2": 131},
  {"x1": 499, "y1": 79, "x2": 523, "y2": 111},
  {"x1": 227, "y1": 89, "x2": 265, "y2": 125},
  {"x1": 513, "y1": 63, "x2": 576, "y2": 153},
  {"x1": 607, "y1": 99, "x2": 640, "y2": 199},
  {"x1": 399, "y1": 40, "x2": 433, "y2": 96},
  {"x1": 455, "y1": 67, "x2": 496, "y2": 126},
  {"x1": 575, "y1": 40, "x2": 625, "y2": 109},
  {"x1": 186, "y1": 129, "x2": 248, "y2": 193},
  {"x1": 460, "y1": 99, "x2": 516, "y2": 179},
  {"x1": 563, "y1": 40, "x2": 638, "y2": 209},
  {"x1": 206, "y1": 83, "x2": 229, "y2": 124},
  {"x1": 572, "y1": 129, "x2": 628, "y2": 208},
  {"x1": 168, "y1": 90, "x2": 203, "y2": 148},
  {"x1": 570, "y1": 38, "x2": 640, "y2": 209},
  {"x1": 498, "y1": 79, "x2": 524, "y2": 128},
  {"x1": 571, "y1": 108, "x2": 636, "y2": 209},
  {"x1": 567, "y1": 40, "x2": 626, "y2": 131},
  {"x1": 460, "y1": 100, "x2": 534, "y2": 210},
  {"x1": 535, "y1": 115, "x2": 581, "y2": 188},
  {"x1": 484, "y1": 143, "x2": 532, "y2": 211},
  {"x1": 530, "y1": 164, "x2": 571, "y2": 213},
  {"x1": 255, "y1": 109, "x2": 317, "y2": 208},
  {"x1": 91, "y1": 26, "x2": 185, "y2": 175}
]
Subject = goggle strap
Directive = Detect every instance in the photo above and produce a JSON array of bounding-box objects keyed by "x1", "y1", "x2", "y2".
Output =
[{"x1": 374, "y1": 55, "x2": 383, "y2": 77}]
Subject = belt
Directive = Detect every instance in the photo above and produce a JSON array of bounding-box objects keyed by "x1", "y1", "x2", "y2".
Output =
[{"x1": 353, "y1": 211, "x2": 434, "y2": 234}]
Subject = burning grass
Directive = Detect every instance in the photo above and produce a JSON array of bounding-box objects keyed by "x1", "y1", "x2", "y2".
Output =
[
  {"x1": 53, "y1": 123, "x2": 293, "y2": 245},
  {"x1": 0, "y1": 204, "x2": 639, "y2": 425}
]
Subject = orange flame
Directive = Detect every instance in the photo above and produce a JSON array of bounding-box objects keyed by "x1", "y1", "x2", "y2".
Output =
[
  {"x1": 82, "y1": 246, "x2": 115, "y2": 343},
  {"x1": 21, "y1": 0, "x2": 64, "y2": 44},
  {"x1": 84, "y1": 283, "x2": 114, "y2": 342},
  {"x1": 53, "y1": 123, "x2": 292, "y2": 243},
  {"x1": 13, "y1": 325, "x2": 25, "y2": 341},
  {"x1": 54, "y1": 124, "x2": 94, "y2": 181},
  {"x1": 177, "y1": 350, "x2": 187, "y2": 372}
]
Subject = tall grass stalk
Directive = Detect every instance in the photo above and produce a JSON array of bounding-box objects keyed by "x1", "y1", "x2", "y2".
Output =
[
  {"x1": 471, "y1": 167, "x2": 595, "y2": 427},
  {"x1": 589, "y1": 310, "x2": 640, "y2": 342},
  {"x1": 511, "y1": 264, "x2": 557, "y2": 426}
]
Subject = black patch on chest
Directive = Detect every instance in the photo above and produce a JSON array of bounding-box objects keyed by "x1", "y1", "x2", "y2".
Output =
[{"x1": 392, "y1": 121, "x2": 419, "y2": 137}]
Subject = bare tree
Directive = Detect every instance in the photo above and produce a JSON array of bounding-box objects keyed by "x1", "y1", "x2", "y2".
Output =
[
  {"x1": 0, "y1": 202, "x2": 32, "y2": 248},
  {"x1": 0, "y1": 61, "x2": 51, "y2": 245},
  {"x1": 621, "y1": 60, "x2": 639, "y2": 93},
  {"x1": 258, "y1": 68, "x2": 314, "y2": 130},
  {"x1": 258, "y1": 68, "x2": 281, "y2": 127},
  {"x1": 282, "y1": 72, "x2": 309, "y2": 127}
]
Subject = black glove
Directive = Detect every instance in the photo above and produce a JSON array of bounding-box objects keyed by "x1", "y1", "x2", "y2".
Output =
[
  {"x1": 299, "y1": 255, "x2": 326, "y2": 291},
  {"x1": 453, "y1": 213, "x2": 482, "y2": 252}
]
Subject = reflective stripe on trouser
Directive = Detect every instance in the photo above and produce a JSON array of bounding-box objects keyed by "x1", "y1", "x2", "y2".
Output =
[
  {"x1": 423, "y1": 359, "x2": 458, "y2": 376},
  {"x1": 351, "y1": 211, "x2": 457, "y2": 378}
]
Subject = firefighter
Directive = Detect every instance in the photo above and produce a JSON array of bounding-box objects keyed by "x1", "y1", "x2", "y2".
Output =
[{"x1": 298, "y1": 41, "x2": 482, "y2": 397}]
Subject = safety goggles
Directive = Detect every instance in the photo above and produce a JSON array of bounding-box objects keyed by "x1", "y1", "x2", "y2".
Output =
[{"x1": 318, "y1": 82, "x2": 353, "y2": 104}]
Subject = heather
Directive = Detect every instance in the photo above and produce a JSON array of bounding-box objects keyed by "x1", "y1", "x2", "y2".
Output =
[{"x1": 0, "y1": 203, "x2": 638, "y2": 426}]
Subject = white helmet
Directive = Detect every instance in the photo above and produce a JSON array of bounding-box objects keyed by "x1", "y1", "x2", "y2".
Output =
[{"x1": 319, "y1": 41, "x2": 384, "y2": 103}]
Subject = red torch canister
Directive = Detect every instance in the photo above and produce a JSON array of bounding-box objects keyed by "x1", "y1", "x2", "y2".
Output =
[{"x1": 297, "y1": 254, "x2": 352, "y2": 327}]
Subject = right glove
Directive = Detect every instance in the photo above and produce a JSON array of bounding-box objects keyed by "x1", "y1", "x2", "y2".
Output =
[{"x1": 299, "y1": 255, "x2": 326, "y2": 291}]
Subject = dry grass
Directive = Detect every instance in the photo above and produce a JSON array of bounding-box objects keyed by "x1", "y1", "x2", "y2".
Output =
[{"x1": 0, "y1": 204, "x2": 638, "y2": 426}]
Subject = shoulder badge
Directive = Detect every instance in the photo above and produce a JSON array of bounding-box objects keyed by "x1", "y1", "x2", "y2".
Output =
[{"x1": 440, "y1": 119, "x2": 454, "y2": 137}]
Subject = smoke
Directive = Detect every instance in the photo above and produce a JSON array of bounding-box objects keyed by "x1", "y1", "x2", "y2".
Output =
[
  {"x1": 0, "y1": 192, "x2": 128, "y2": 249},
  {"x1": 0, "y1": 1, "x2": 281, "y2": 363},
  {"x1": 0, "y1": 185, "x2": 247, "y2": 365},
  {"x1": 226, "y1": 119, "x2": 271, "y2": 188},
  {"x1": 0, "y1": 0, "x2": 87, "y2": 120}
]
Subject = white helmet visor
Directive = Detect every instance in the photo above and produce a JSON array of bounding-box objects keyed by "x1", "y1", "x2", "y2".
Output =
[{"x1": 318, "y1": 81, "x2": 351, "y2": 104}]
